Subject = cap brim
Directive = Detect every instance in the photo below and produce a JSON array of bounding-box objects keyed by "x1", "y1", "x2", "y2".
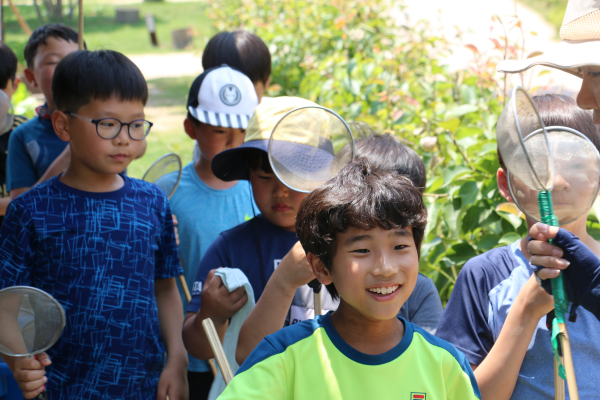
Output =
[
  {"x1": 211, "y1": 140, "x2": 268, "y2": 181},
  {"x1": 189, "y1": 106, "x2": 251, "y2": 129},
  {"x1": 497, "y1": 40, "x2": 600, "y2": 78}
]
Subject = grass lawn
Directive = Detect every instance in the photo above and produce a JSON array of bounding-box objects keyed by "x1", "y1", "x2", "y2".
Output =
[
  {"x1": 4, "y1": 1, "x2": 213, "y2": 65},
  {"x1": 127, "y1": 76, "x2": 194, "y2": 179}
]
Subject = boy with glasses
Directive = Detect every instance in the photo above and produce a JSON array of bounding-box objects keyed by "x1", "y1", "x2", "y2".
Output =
[{"x1": 0, "y1": 50, "x2": 187, "y2": 400}]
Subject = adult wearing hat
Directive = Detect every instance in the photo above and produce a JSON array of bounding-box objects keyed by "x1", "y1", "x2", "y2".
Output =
[{"x1": 498, "y1": 0, "x2": 600, "y2": 123}]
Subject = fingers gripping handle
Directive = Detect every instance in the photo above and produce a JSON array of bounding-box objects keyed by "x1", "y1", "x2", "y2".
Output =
[{"x1": 539, "y1": 191, "x2": 579, "y2": 400}]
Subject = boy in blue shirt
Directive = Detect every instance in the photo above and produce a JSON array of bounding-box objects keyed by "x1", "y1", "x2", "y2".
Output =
[
  {"x1": 0, "y1": 50, "x2": 187, "y2": 400},
  {"x1": 7, "y1": 24, "x2": 146, "y2": 200},
  {"x1": 182, "y1": 97, "x2": 341, "y2": 397},
  {"x1": 436, "y1": 94, "x2": 600, "y2": 399},
  {"x1": 6, "y1": 24, "x2": 80, "y2": 199},
  {"x1": 159, "y1": 64, "x2": 258, "y2": 397},
  {"x1": 0, "y1": 42, "x2": 28, "y2": 220}
]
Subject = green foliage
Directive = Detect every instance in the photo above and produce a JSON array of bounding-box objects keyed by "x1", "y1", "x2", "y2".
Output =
[
  {"x1": 519, "y1": 0, "x2": 567, "y2": 33},
  {"x1": 208, "y1": 0, "x2": 531, "y2": 305},
  {"x1": 12, "y1": 83, "x2": 37, "y2": 119}
]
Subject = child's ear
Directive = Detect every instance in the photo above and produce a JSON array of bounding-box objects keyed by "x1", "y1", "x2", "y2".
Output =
[
  {"x1": 52, "y1": 111, "x2": 71, "y2": 142},
  {"x1": 183, "y1": 118, "x2": 197, "y2": 140},
  {"x1": 497, "y1": 168, "x2": 513, "y2": 202},
  {"x1": 23, "y1": 68, "x2": 37, "y2": 88},
  {"x1": 307, "y1": 253, "x2": 333, "y2": 286},
  {"x1": 12, "y1": 77, "x2": 20, "y2": 92}
]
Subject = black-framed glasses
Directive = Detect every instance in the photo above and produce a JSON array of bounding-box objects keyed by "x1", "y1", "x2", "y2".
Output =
[{"x1": 65, "y1": 112, "x2": 153, "y2": 141}]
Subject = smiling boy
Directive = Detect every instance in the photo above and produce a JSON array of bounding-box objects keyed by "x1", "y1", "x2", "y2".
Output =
[{"x1": 218, "y1": 160, "x2": 481, "y2": 400}]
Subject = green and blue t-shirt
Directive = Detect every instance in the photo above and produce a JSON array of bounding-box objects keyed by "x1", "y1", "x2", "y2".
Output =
[{"x1": 219, "y1": 312, "x2": 481, "y2": 400}]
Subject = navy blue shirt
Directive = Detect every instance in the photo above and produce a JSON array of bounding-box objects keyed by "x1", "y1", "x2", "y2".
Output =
[
  {"x1": 0, "y1": 176, "x2": 182, "y2": 399},
  {"x1": 189, "y1": 215, "x2": 297, "y2": 312},
  {"x1": 437, "y1": 241, "x2": 600, "y2": 399},
  {"x1": 6, "y1": 115, "x2": 67, "y2": 192}
]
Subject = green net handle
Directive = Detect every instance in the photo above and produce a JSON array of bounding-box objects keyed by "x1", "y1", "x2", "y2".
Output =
[
  {"x1": 538, "y1": 191, "x2": 569, "y2": 320},
  {"x1": 538, "y1": 191, "x2": 568, "y2": 381}
]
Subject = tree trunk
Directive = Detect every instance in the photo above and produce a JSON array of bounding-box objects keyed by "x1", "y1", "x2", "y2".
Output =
[{"x1": 32, "y1": 0, "x2": 43, "y2": 22}]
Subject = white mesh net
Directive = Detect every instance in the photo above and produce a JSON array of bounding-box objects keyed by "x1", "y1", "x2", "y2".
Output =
[
  {"x1": 143, "y1": 153, "x2": 183, "y2": 199},
  {"x1": 0, "y1": 286, "x2": 65, "y2": 357},
  {"x1": 268, "y1": 107, "x2": 354, "y2": 193}
]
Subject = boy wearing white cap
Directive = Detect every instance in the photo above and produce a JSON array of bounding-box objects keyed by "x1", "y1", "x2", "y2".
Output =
[{"x1": 160, "y1": 65, "x2": 259, "y2": 400}]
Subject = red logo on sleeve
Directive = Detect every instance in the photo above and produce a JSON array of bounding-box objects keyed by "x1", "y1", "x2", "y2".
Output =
[{"x1": 411, "y1": 393, "x2": 426, "y2": 400}]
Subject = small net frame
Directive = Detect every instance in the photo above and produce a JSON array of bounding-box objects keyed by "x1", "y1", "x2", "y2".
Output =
[
  {"x1": 142, "y1": 153, "x2": 183, "y2": 199},
  {"x1": 0, "y1": 90, "x2": 15, "y2": 136},
  {"x1": 267, "y1": 106, "x2": 355, "y2": 193},
  {"x1": 497, "y1": 86, "x2": 600, "y2": 224},
  {"x1": 0, "y1": 286, "x2": 66, "y2": 357}
]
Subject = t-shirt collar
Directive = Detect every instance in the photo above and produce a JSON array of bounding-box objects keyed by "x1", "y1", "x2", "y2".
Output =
[{"x1": 320, "y1": 311, "x2": 414, "y2": 365}]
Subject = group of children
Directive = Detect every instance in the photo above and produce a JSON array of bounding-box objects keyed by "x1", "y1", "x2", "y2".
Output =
[{"x1": 0, "y1": 18, "x2": 598, "y2": 400}]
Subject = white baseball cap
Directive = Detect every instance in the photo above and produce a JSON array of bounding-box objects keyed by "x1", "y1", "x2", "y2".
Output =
[
  {"x1": 497, "y1": 0, "x2": 600, "y2": 78},
  {"x1": 187, "y1": 65, "x2": 258, "y2": 129}
]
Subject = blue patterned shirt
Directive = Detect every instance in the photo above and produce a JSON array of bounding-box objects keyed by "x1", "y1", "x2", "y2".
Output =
[{"x1": 0, "y1": 176, "x2": 183, "y2": 399}]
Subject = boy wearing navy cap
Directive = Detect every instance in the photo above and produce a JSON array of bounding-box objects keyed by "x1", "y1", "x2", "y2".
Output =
[{"x1": 159, "y1": 65, "x2": 259, "y2": 400}]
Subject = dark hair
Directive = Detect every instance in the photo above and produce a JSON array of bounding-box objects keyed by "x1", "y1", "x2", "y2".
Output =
[
  {"x1": 248, "y1": 151, "x2": 273, "y2": 174},
  {"x1": 0, "y1": 43, "x2": 18, "y2": 90},
  {"x1": 296, "y1": 159, "x2": 427, "y2": 300},
  {"x1": 202, "y1": 30, "x2": 271, "y2": 85},
  {"x1": 52, "y1": 50, "x2": 148, "y2": 112},
  {"x1": 24, "y1": 23, "x2": 84, "y2": 69},
  {"x1": 355, "y1": 133, "x2": 426, "y2": 192},
  {"x1": 498, "y1": 94, "x2": 600, "y2": 169}
]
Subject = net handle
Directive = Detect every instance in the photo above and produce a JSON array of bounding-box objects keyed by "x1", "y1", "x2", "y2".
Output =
[
  {"x1": 267, "y1": 105, "x2": 355, "y2": 194},
  {"x1": 511, "y1": 86, "x2": 555, "y2": 192}
]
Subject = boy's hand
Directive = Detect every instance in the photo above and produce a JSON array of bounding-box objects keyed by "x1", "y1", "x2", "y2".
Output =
[
  {"x1": 172, "y1": 214, "x2": 180, "y2": 246},
  {"x1": 199, "y1": 269, "x2": 247, "y2": 325},
  {"x1": 528, "y1": 222, "x2": 600, "y2": 320},
  {"x1": 157, "y1": 357, "x2": 188, "y2": 400},
  {"x1": 272, "y1": 241, "x2": 314, "y2": 292},
  {"x1": 13, "y1": 352, "x2": 51, "y2": 399}
]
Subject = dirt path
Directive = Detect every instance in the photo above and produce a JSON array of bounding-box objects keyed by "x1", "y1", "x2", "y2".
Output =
[
  {"x1": 129, "y1": 52, "x2": 203, "y2": 81},
  {"x1": 397, "y1": 0, "x2": 581, "y2": 95}
]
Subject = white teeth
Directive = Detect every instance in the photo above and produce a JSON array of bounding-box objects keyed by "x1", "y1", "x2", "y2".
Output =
[{"x1": 368, "y1": 286, "x2": 399, "y2": 295}]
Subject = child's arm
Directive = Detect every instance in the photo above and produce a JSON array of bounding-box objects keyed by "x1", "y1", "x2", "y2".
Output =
[
  {"x1": 473, "y1": 274, "x2": 554, "y2": 399},
  {"x1": 236, "y1": 241, "x2": 314, "y2": 365},
  {"x1": 474, "y1": 223, "x2": 569, "y2": 400},
  {"x1": 155, "y1": 277, "x2": 188, "y2": 400},
  {"x1": 182, "y1": 269, "x2": 248, "y2": 360}
]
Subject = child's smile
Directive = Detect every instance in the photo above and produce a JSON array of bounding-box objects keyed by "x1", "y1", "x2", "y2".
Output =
[{"x1": 366, "y1": 284, "x2": 401, "y2": 301}]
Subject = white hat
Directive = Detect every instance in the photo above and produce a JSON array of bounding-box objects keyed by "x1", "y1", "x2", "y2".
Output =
[
  {"x1": 497, "y1": 0, "x2": 600, "y2": 78},
  {"x1": 187, "y1": 65, "x2": 258, "y2": 129}
]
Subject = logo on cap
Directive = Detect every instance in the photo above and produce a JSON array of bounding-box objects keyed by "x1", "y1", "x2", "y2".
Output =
[
  {"x1": 410, "y1": 393, "x2": 426, "y2": 400},
  {"x1": 220, "y1": 84, "x2": 242, "y2": 106}
]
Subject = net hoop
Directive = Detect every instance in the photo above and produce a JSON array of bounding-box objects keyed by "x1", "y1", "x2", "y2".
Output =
[
  {"x1": 267, "y1": 105, "x2": 355, "y2": 194},
  {"x1": 510, "y1": 86, "x2": 555, "y2": 192},
  {"x1": 142, "y1": 153, "x2": 182, "y2": 199},
  {"x1": 507, "y1": 126, "x2": 600, "y2": 224},
  {"x1": 0, "y1": 285, "x2": 66, "y2": 356}
]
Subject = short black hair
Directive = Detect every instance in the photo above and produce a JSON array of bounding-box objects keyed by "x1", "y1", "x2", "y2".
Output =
[
  {"x1": 0, "y1": 43, "x2": 18, "y2": 90},
  {"x1": 24, "y1": 23, "x2": 84, "y2": 69},
  {"x1": 52, "y1": 50, "x2": 148, "y2": 112},
  {"x1": 202, "y1": 30, "x2": 271, "y2": 85},
  {"x1": 248, "y1": 151, "x2": 273, "y2": 174},
  {"x1": 296, "y1": 159, "x2": 427, "y2": 300},
  {"x1": 355, "y1": 132, "x2": 427, "y2": 192},
  {"x1": 498, "y1": 94, "x2": 600, "y2": 170}
]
